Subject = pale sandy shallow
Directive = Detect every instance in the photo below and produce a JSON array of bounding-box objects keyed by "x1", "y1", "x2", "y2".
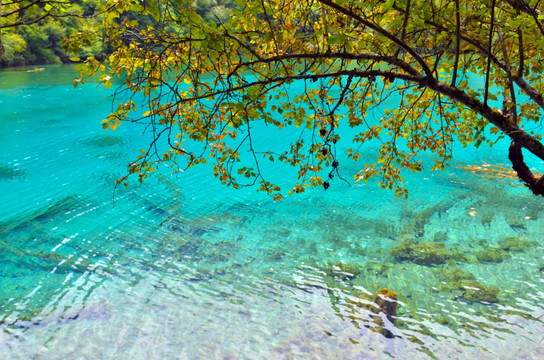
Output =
[
  {"x1": 2, "y1": 297, "x2": 544, "y2": 359},
  {"x1": 2, "y1": 252, "x2": 544, "y2": 360}
]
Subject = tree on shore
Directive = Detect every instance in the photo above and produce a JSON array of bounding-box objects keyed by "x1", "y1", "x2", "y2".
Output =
[
  {"x1": 72, "y1": 0, "x2": 544, "y2": 199},
  {"x1": 0, "y1": 1, "x2": 105, "y2": 65},
  {"x1": 1, "y1": 1, "x2": 75, "y2": 57}
]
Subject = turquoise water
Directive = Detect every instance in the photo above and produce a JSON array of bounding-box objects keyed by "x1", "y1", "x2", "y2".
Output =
[{"x1": 1, "y1": 65, "x2": 544, "y2": 359}]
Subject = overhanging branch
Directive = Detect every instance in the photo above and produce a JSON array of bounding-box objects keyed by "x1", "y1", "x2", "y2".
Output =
[
  {"x1": 171, "y1": 69, "x2": 422, "y2": 105},
  {"x1": 316, "y1": 0, "x2": 434, "y2": 78}
]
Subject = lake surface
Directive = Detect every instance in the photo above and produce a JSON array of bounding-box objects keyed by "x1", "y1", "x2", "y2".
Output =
[{"x1": 1, "y1": 65, "x2": 544, "y2": 359}]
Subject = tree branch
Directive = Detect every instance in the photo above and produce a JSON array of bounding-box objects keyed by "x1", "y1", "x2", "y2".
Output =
[
  {"x1": 170, "y1": 70, "x2": 422, "y2": 105},
  {"x1": 316, "y1": 0, "x2": 434, "y2": 78},
  {"x1": 230, "y1": 51, "x2": 422, "y2": 77},
  {"x1": 429, "y1": 79, "x2": 544, "y2": 162},
  {"x1": 484, "y1": 0, "x2": 496, "y2": 107},
  {"x1": 509, "y1": 140, "x2": 544, "y2": 195},
  {"x1": 451, "y1": 0, "x2": 460, "y2": 87}
]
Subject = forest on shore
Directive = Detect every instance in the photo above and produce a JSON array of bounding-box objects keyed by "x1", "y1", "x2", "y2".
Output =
[{"x1": 0, "y1": 0, "x2": 232, "y2": 68}]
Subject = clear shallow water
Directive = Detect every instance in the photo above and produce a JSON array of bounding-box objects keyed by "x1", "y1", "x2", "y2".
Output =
[{"x1": 1, "y1": 65, "x2": 544, "y2": 359}]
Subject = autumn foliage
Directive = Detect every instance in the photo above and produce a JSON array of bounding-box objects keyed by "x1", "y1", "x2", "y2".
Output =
[{"x1": 68, "y1": 0, "x2": 544, "y2": 199}]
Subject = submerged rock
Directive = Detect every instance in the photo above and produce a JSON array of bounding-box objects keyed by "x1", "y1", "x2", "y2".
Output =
[
  {"x1": 328, "y1": 262, "x2": 363, "y2": 281},
  {"x1": 437, "y1": 265, "x2": 476, "y2": 282},
  {"x1": 374, "y1": 288, "x2": 398, "y2": 324},
  {"x1": 504, "y1": 213, "x2": 527, "y2": 230},
  {"x1": 499, "y1": 237, "x2": 537, "y2": 252},
  {"x1": 479, "y1": 210, "x2": 495, "y2": 226},
  {"x1": 459, "y1": 280, "x2": 500, "y2": 303},
  {"x1": 391, "y1": 240, "x2": 458, "y2": 266},
  {"x1": 348, "y1": 287, "x2": 399, "y2": 338},
  {"x1": 475, "y1": 247, "x2": 510, "y2": 263},
  {"x1": 436, "y1": 270, "x2": 501, "y2": 304}
]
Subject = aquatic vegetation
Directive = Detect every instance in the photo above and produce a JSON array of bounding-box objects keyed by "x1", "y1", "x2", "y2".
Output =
[
  {"x1": 0, "y1": 164, "x2": 25, "y2": 180},
  {"x1": 0, "y1": 237, "x2": 117, "y2": 325},
  {"x1": 479, "y1": 210, "x2": 496, "y2": 226},
  {"x1": 475, "y1": 247, "x2": 510, "y2": 263},
  {"x1": 391, "y1": 240, "x2": 460, "y2": 266},
  {"x1": 162, "y1": 222, "x2": 242, "y2": 266},
  {"x1": 206, "y1": 240, "x2": 239, "y2": 263},
  {"x1": 328, "y1": 262, "x2": 363, "y2": 281},
  {"x1": 192, "y1": 211, "x2": 248, "y2": 231},
  {"x1": 437, "y1": 265, "x2": 476, "y2": 283},
  {"x1": 399, "y1": 198, "x2": 458, "y2": 238},
  {"x1": 142, "y1": 199, "x2": 170, "y2": 220},
  {"x1": 1, "y1": 196, "x2": 85, "y2": 236},
  {"x1": 318, "y1": 212, "x2": 395, "y2": 244},
  {"x1": 432, "y1": 231, "x2": 448, "y2": 242},
  {"x1": 365, "y1": 261, "x2": 390, "y2": 277},
  {"x1": 163, "y1": 235, "x2": 205, "y2": 260},
  {"x1": 1, "y1": 240, "x2": 99, "y2": 275},
  {"x1": 524, "y1": 204, "x2": 541, "y2": 221},
  {"x1": 459, "y1": 280, "x2": 500, "y2": 304},
  {"x1": 499, "y1": 237, "x2": 537, "y2": 252},
  {"x1": 83, "y1": 135, "x2": 125, "y2": 147},
  {"x1": 435, "y1": 274, "x2": 500, "y2": 304},
  {"x1": 504, "y1": 213, "x2": 527, "y2": 230},
  {"x1": 446, "y1": 168, "x2": 543, "y2": 219},
  {"x1": 264, "y1": 248, "x2": 286, "y2": 261},
  {"x1": 163, "y1": 213, "x2": 227, "y2": 238}
]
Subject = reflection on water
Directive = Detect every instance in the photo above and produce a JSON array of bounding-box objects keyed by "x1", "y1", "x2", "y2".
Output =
[{"x1": 1, "y1": 66, "x2": 544, "y2": 359}]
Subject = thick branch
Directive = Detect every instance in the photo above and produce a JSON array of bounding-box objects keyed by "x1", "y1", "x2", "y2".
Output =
[
  {"x1": 428, "y1": 79, "x2": 544, "y2": 161},
  {"x1": 513, "y1": 74, "x2": 544, "y2": 109},
  {"x1": 509, "y1": 140, "x2": 544, "y2": 195},
  {"x1": 388, "y1": 0, "x2": 544, "y2": 113},
  {"x1": 427, "y1": 78, "x2": 544, "y2": 196},
  {"x1": 173, "y1": 69, "x2": 421, "y2": 104}
]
